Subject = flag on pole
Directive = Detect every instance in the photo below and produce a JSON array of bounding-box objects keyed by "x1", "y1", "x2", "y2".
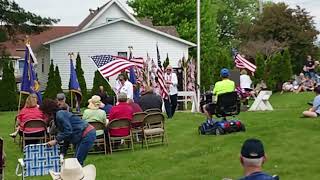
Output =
[
  {"x1": 156, "y1": 44, "x2": 169, "y2": 99},
  {"x1": 232, "y1": 48, "x2": 256, "y2": 72},
  {"x1": 69, "y1": 59, "x2": 82, "y2": 112},
  {"x1": 90, "y1": 55, "x2": 138, "y2": 78},
  {"x1": 21, "y1": 44, "x2": 42, "y2": 103},
  {"x1": 128, "y1": 51, "x2": 141, "y2": 102}
]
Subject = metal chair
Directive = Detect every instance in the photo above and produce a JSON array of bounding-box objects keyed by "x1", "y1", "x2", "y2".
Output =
[
  {"x1": 22, "y1": 120, "x2": 47, "y2": 150},
  {"x1": 0, "y1": 138, "x2": 5, "y2": 180},
  {"x1": 89, "y1": 121, "x2": 107, "y2": 155},
  {"x1": 142, "y1": 113, "x2": 168, "y2": 149},
  {"x1": 131, "y1": 112, "x2": 147, "y2": 144},
  {"x1": 107, "y1": 119, "x2": 134, "y2": 154},
  {"x1": 144, "y1": 108, "x2": 161, "y2": 114},
  {"x1": 16, "y1": 144, "x2": 60, "y2": 180}
]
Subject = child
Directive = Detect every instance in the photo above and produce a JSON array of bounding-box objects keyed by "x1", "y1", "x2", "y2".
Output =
[{"x1": 302, "y1": 85, "x2": 320, "y2": 118}]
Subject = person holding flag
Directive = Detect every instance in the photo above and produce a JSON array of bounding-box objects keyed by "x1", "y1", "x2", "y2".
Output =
[
  {"x1": 164, "y1": 65, "x2": 178, "y2": 119},
  {"x1": 115, "y1": 73, "x2": 134, "y2": 101}
]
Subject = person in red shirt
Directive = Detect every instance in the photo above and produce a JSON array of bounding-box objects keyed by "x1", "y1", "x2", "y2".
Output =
[
  {"x1": 10, "y1": 94, "x2": 47, "y2": 139},
  {"x1": 108, "y1": 93, "x2": 133, "y2": 137}
]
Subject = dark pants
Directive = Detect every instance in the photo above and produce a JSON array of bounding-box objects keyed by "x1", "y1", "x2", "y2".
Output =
[
  {"x1": 164, "y1": 94, "x2": 178, "y2": 118},
  {"x1": 74, "y1": 130, "x2": 96, "y2": 165}
]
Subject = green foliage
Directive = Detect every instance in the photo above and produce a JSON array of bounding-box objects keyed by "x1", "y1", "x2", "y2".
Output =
[
  {"x1": 0, "y1": 59, "x2": 17, "y2": 111},
  {"x1": 238, "y1": 2, "x2": 319, "y2": 73},
  {"x1": 75, "y1": 53, "x2": 88, "y2": 106},
  {"x1": 0, "y1": 0, "x2": 59, "y2": 43},
  {"x1": 43, "y1": 60, "x2": 56, "y2": 100},
  {"x1": 253, "y1": 53, "x2": 266, "y2": 84},
  {"x1": 163, "y1": 53, "x2": 170, "y2": 69},
  {"x1": 91, "y1": 70, "x2": 115, "y2": 97},
  {"x1": 54, "y1": 65, "x2": 63, "y2": 94}
]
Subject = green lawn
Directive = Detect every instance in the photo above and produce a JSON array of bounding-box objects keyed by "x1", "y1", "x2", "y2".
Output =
[{"x1": 1, "y1": 92, "x2": 320, "y2": 180}]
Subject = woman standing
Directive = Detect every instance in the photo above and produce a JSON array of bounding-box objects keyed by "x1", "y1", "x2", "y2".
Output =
[{"x1": 40, "y1": 99, "x2": 96, "y2": 165}]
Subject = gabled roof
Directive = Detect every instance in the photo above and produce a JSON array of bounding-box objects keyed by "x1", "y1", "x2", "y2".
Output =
[
  {"x1": 80, "y1": 0, "x2": 138, "y2": 30},
  {"x1": 44, "y1": 18, "x2": 196, "y2": 47},
  {"x1": 1, "y1": 26, "x2": 76, "y2": 58},
  {"x1": 138, "y1": 18, "x2": 179, "y2": 37}
]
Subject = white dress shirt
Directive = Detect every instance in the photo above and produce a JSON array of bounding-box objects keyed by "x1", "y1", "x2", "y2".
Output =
[
  {"x1": 115, "y1": 80, "x2": 134, "y2": 100},
  {"x1": 164, "y1": 72, "x2": 178, "y2": 95},
  {"x1": 240, "y1": 74, "x2": 252, "y2": 89}
]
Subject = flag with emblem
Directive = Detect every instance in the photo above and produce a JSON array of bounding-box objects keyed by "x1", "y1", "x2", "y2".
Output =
[
  {"x1": 69, "y1": 59, "x2": 82, "y2": 112},
  {"x1": 21, "y1": 44, "x2": 42, "y2": 103}
]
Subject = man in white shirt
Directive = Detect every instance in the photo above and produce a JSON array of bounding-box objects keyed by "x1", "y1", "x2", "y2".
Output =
[
  {"x1": 115, "y1": 74, "x2": 134, "y2": 101},
  {"x1": 164, "y1": 65, "x2": 178, "y2": 119},
  {"x1": 240, "y1": 70, "x2": 252, "y2": 91}
]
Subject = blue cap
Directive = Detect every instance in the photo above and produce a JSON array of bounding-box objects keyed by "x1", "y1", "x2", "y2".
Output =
[{"x1": 220, "y1": 68, "x2": 230, "y2": 78}]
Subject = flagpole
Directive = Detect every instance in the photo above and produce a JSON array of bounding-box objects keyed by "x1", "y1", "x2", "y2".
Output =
[
  {"x1": 196, "y1": 0, "x2": 201, "y2": 112},
  {"x1": 68, "y1": 52, "x2": 74, "y2": 111}
]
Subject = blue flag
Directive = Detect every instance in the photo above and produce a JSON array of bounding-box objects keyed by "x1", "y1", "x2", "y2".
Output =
[
  {"x1": 128, "y1": 51, "x2": 140, "y2": 102},
  {"x1": 21, "y1": 45, "x2": 42, "y2": 103},
  {"x1": 69, "y1": 59, "x2": 82, "y2": 112}
]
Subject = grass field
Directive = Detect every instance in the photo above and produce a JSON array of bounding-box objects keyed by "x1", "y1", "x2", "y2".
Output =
[{"x1": 1, "y1": 92, "x2": 320, "y2": 180}]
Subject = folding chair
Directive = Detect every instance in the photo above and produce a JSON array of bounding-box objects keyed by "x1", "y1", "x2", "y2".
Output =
[
  {"x1": 132, "y1": 112, "x2": 147, "y2": 144},
  {"x1": 22, "y1": 120, "x2": 47, "y2": 150},
  {"x1": 16, "y1": 144, "x2": 60, "y2": 180},
  {"x1": 145, "y1": 108, "x2": 161, "y2": 114},
  {"x1": 0, "y1": 138, "x2": 5, "y2": 180},
  {"x1": 142, "y1": 113, "x2": 168, "y2": 149},
  {"x1": 107, "y1": 119, "x2": 134, "y2": 154},
  {"x1": 89, "y1": 121, "x2": 107, "y2": 155}
]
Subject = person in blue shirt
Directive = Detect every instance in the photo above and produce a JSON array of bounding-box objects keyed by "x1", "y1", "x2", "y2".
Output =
[
  {"x1": 40, "y1": 99, "x2": 96, "y2": 165},
  {"x1": 302, "y1": 85, "x2": 320, "y2": 118},
  {"x1": 239, "y1": 138, "x2": 277, "y2": 180}
]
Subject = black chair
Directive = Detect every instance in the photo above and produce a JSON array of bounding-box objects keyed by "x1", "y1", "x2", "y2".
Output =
[{"x1": 215, "y1": 91, "x2": 240, "y2": 120}]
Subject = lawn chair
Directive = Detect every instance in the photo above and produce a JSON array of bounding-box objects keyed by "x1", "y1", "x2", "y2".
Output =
[
  {"x1": 0, "y1": 138, "x2": 5, "y2": 180},
  {"x1": 89, "y1": 121, "x2": 107, "y2": 155},
  {"x1": 145, "y1": 108, "x2": 161, "y2": 114},
  {"x1": 132, "y1": 112, "x2": 147, "y2": 144},
  {"x1": 142, "y1": 113, "x2": 168, "y2": 149},
  {"x1": 16, "y1": 144, "x2": 60, "y2": 180},
  {"x1": 107, "y1": 119, "x2": 134, "y2": 154},
  {"x1": 22, "y1": 120, "x2": 47, "y2": 150}
]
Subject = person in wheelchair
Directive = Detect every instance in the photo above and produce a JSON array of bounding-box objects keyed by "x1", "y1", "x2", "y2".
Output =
[{"x1": 203, "y1": 68, "x2": 235, "y2": 120}]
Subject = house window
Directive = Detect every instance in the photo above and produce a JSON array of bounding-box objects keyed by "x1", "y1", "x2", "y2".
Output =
[
  {"x1": 118, "y1": 52, "x2": 127, "y2": 58},
  {"x1": 41, "y1": 58, "x2": 44, "y2": 73},
  {"x1": 18, "y1": 59, "x2": 24, "y2": 75},
  {"x1": 106, "y1": 18, "x2": 117, "y2": 23}
]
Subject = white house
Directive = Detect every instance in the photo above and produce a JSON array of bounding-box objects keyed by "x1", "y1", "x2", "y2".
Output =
[{"x1": 3, "y1": 0, "x2": 196, "y2": 90}]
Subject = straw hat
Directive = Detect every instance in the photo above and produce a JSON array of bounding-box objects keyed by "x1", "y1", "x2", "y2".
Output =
[
  {"x1": 50, "y1": 158, "x2": 96, "y2": 180},
  {"x1": 87, "y1": 95, "x2": 103, "y2": 110}
]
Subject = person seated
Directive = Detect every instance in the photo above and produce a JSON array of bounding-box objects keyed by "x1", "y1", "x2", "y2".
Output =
[
  {"x1": 296, "y1": 76, "x2": 314, "y2": 93},
  {"x1": 10, "y1": 94, "x2": 47, "y2": 140},
  {"x1": 203, "y1": 68, "x2": 235, "y2": 120},
  {"x1": 108, "y1": 93, "x2": 133, "y2": 137},
  {"x1": 56, "y1": 93, "x2": 71, "y2": 111},
  {"x1": 281, "y1": 80, "x2": 294, "y2": 94},
  {"x1": 138, "y1": 86, "x2": 163, "y2": 111},
  {"x1": 302, "y1": 86, "x2": 320, "y2": 118},
  {"x1": 127, "y1": 99, "x2": 142, "y2": 114},
  {"x1": 239, "y1": 138, "x2": 276, "y2": 180},
  {"x1": 240, "y1": 69, "x2": 253, "y2": 92}
]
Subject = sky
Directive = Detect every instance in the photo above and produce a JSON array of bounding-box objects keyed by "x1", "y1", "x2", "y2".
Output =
[{"x1": 13, "y1": 0, "x2": 320, "y2": 30}]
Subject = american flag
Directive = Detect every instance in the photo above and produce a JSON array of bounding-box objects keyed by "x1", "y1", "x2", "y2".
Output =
[
  {"x1": 232, "y1": 49, "x2": 256, "y2": 72},
  {"x1": 156, "y1": 45, "x2": 169, "y2": 99},
  {"x1": 91, "y1": 55, "x2": 137, "y2": 78}
]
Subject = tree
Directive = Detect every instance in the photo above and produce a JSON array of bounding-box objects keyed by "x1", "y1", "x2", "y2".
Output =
[
  {"x1": 43, "y1": 60, "x2": 56, "y2": 100},
  {"x1": 238, "y1": 2, "x2": 319, "y2": 73},
  {"x1": 0, "y1": 0, "x2": 59, "y2": 43},
  {"x1": 91, "y1": 70, "x2": 114, "y2": 96},
  {"x1": 54, "y1": 65, "x2": 63, "y2": 94},
  {"x1": 253, "y1": 53, "x2": 266, "y2": 84},
  {"x1": 75, "y1": 53, "x2": 88, "y2": 106},
  {"x1": 0, "y1": 59, "x2": 17, "y2": 111},
  {"x1": 163, "y1": 53, "x2": 170, "y2": 69}
]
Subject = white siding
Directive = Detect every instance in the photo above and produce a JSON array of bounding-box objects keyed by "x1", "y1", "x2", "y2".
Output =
[
  {"x1": 89, "y1": 3, "x2": 131, "y2": 28},
  {"x1": 35, "y1": 48, "x2": 50, "y2": 91},
  {"x1": 49, "y1": 21, "x2": 189, "y2": 90}
]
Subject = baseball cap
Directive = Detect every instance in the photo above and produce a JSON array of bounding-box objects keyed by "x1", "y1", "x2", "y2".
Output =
[
  {"x1": 220, "y1": 68, "x2": 230, "y2": 78},
  {"x1": 56, "y1": 93, "x2": 66, "y2": 101},
  {"x1": 241, "y1": 138, "x2": 265, "y2": 159}
]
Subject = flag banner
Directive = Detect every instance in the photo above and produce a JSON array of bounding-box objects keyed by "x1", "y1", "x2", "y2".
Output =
[
  {"x1": 69, "y1": 59, "x2": 82, "y2": 112},
  {"x1": 91, "y1": 55, "x2": 141, "y2": 78},
  {"x1": 232, "y1": 48, "x2": 256, "y2": 72},
  {"x1": 156, "y1": 45, "x2": 169, "y2": 99},
  {"x1": 21, "y1": 45, "x2": 42, "y2": 103}
]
